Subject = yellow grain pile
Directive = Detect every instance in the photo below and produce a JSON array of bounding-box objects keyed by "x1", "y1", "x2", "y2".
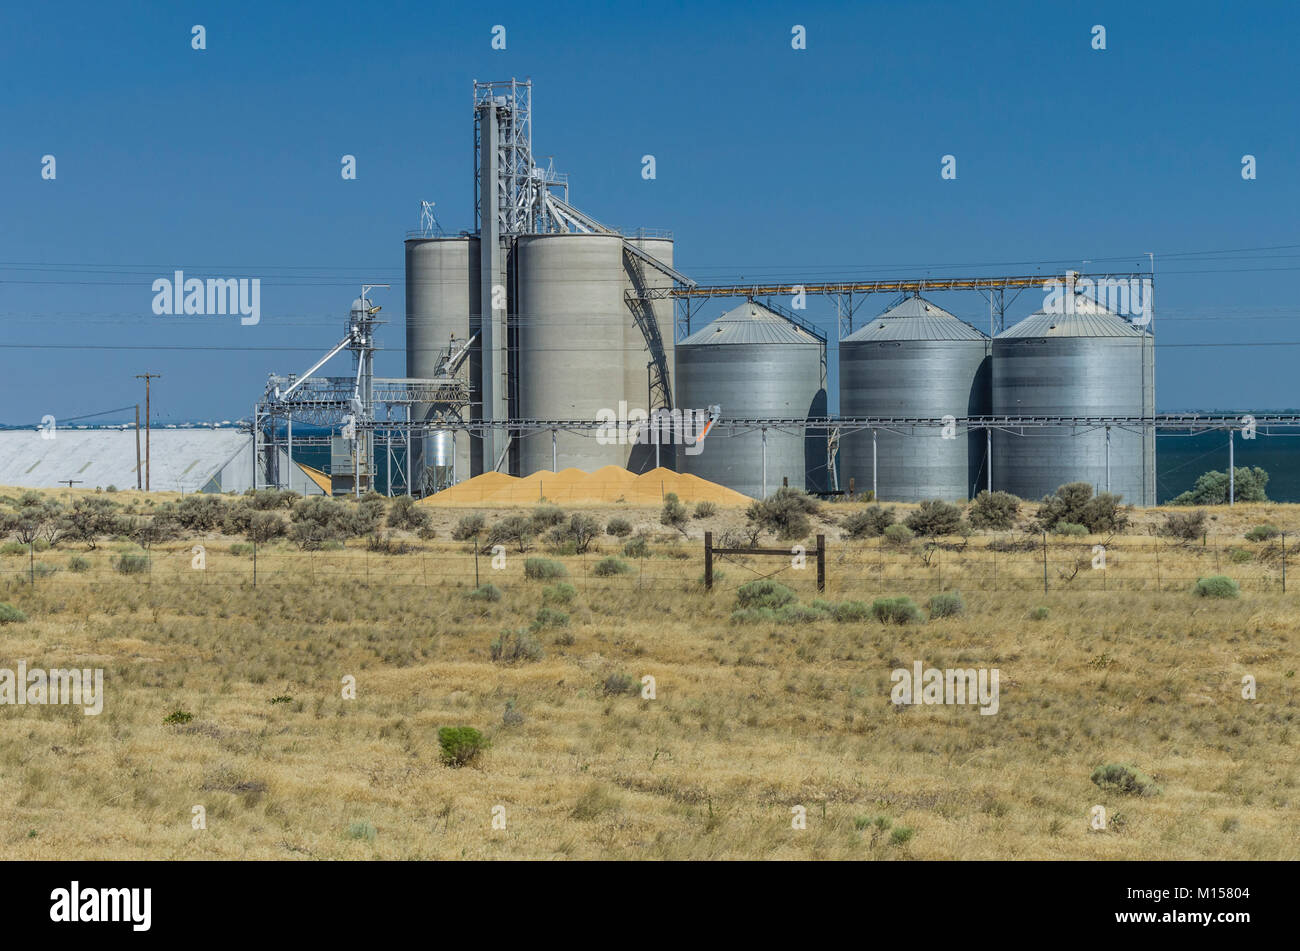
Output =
[{"x1": 420, "y1": 464, "x2": 750, "y2": 506}]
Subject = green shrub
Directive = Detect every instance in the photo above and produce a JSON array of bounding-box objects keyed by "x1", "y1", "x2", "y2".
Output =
[
  {"x1": 1030, "y1": 606, "x2": 1050, "y2": 621},
  {"x1": 1194, "y1": 575, "x2": 1240, "y2": 599},
  {"x1": 883, "y1": 523, "x2": 913, "y2": 546},
  {"x1": 1171, "y1": 467, "x2": 1269, "y2": 505},
  {"x1": 904, "y1": 499, "x2": 964, "y2": 536},
  {"x1": 31, "y1": 563, "x2": 59, "y2": 579},
  {"x1": 1036, "y1": 482, "x2": 1129, "y2": 532},
  {"x1": 346, "y1": 821, "x2": 378, "y2": 841},
  {"x1": 1159, "y1": 509, "x2": 1207, "y2": 541},
  {"x1": 565, "y1": 514, "x2": 601, "y2": 554},
  {"x1": 531, "y1": 607, "x2": 569, "y2": 630},
  {"x1": 1090, "y1": 763, "x2": 1159, "y2": 797},
  {"x1": 927, "y1": 591, "x2": 965, "y2": 618},
  {"x1": 67, "y1": 555, "x2": 91, "y2": 573},
  {"x1": 593, "y1": 556, "x2": 631, "y2": 577},
  {"x1": 451, "y1": 513, "x2": 487, "y2": 542},
  {"x1": 774, "y1": 603, "x2": 831, "y2": 624},
  {"x1": 466, "y1": 583, "x2": 502, "y2": 602},
  {"x1": 730, "y1": 607, "x2": 779, "y2": 625},
  {"x1": 115, "y1": 553, "x2": 149, "y2": 575},
  {"x1": 601, "y1": 673, "x2": 640, "y2": 696},
  {"x1": 745, "y1": 487, "x2": 820, "y2": 541},
  {"x1": 840, "y1": 505, "x2": 895, "y2": 539},
  {"x1": 386, "y1": 494, "x2": 430, "y2": 531},
  {"x1": 162, "y1": 710, "x2": 193, "y2": 725},
  {"x1": 831, "y1": 600, "x2": 872, "y2": 623},
  {"x1": 622, "y1": 536, "x2": 650, "y2": 559},
  {"x1": 660, "y1": 493, "x2": 688, "y2": 533},
  {"x1": 0, "y1": 603, "x2": 28, "y2": 624},
  {"x1": 968, "y1": 490, "x2": 1020, "y2": 530},
  {"x1": 1053, "y1": 522, "x2": 1087, "y2": 537},
  {"x1": 438, "y1": 726, "x2": 488, "y2": 767},
  {"x1": 531, "y1": 505, "x2": 566, "y2": 530},
  {"x1": 890, "y1": 826, "x2": 915, "y2": 846},
  {"x1": 606, "y1": 517, "x2": 633, "y2": 537},
  {"x1": 230, "y1": 543, "x2": 254, "y2": 555},
  {"x1": 0, "y1": 541, "x2": 27, "y2": 556},
  {"x1": 1245, "y1": 524, "x2": 1280, "y2": 542},
  {"x1": 871, "y1": 597, "x2": 922, "y2": 625},
  {"x1": 735, "y1": 579, "x2": 797, "y2": 610},
  {"x1": 490, "y1": 628, "x2": 544, "y2": 664},
  {"x1": 523, "y1": 557, "x2": 567, "y2": 580},
  {"x1": 693, "y1": 501, "x2": 717, "y2": 519},
  {"x1": 488, "y1": 515, "x2": 537, "y2": 553},
  {"x1": 542, "y1": 582, "x2": 576, "y2": 604},
  {"x1": 1228, "y1": 548, "x2": 1253, "y2": 564}
]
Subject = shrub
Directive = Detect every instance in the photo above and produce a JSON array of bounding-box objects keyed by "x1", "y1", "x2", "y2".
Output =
[
  {"x1": 290, "y1": 497, "x2": 359, "y2": 550},
  {"x1": 840, "y1": 505, "x2": 895, "y2": 539},
  {"x1": 542, "y1": 582, "x2": 575, "y2": 604},
  {"x1": 774, "y1": 603, "x2": 830, "y2": 624},
  {"x1": 488, "y1": 515, "x2": 537, "y2": 553},
  {"x1": 1053, "y1": 522, "x2": 1087, "y2": 537},
  {"x1": 872, "y1": 597, "x2": 922, "y2": 625},
  {"x1": 1030, "y1": 606, "x2": 1050, "y2": 621},
  {"x1": 230, "y1": 543, "x2": 254, "y2": 556},
  {"x1": 0, "y1": 603, "x2": 28, "y2": 624},
  {"x1": 1159, "y1": 509, "x2": 1207, "y2": 541},
  {"x1": 386, "y1": 495, "x2": 430, "y2": 531},
  {"x1": 502, "y1": 700, "x2": 525, "y2": 728},
  {"x1": 606, "y1": 517, "x2": 633, "y2": 538},
  {"x1": 1245, "y1": 524, "x2": 1281, "y2": 542},
  {"x1": 67, "y1": 555, "x2": 90, "y2": 573},
  {"x1": 968, "y1": 490, "x2": 1020, "y2": 530},
  {"x1": 115, "y1": 553, "x2": 149, "y2": 575},
  {"x1": 831, "y1": 600, "x2": 872, "y2": 622},
  {"x1": 1194, "y1": 575, "x2": 1240, "y2": 599},
  {"x1": 530, "y1": 504, "x2": 566, "y2": 529},
  {"x1": 175, "y1": 494, "x2": 227, "y2": 531},
  {"x1": 352, "y1": 492, "x2": 388, "y2": 535},
  {"x1": 0, "y1": 541, "x2": 26, "y2": 556},
  {"x1": 927, "y1": 591, "x2": 965, "y2": 618},
  {"x1": 1228, "y1": 548, "x2": 1253, "y2": 564},
  {"x1": 745, "y1": 487, "x2": 820, "y2": 541},
  {"x1": 247, "y1": 511, "x2": 286, "y2": 544},
  {"x1": 466, "y1": 583, "x2": 502, "y2": 602},
  {"x1": 890, "y1": 826, "x2": 915, "y2": 846},
  {"x1": 1090, "y1": 763, "x2": 1159, "y2": 797},
  {"x1": 346, "y1": 821, "x2": 378, "y2": 841},
  {"x1": 593, "y1": 556, "x2": 631, "y2": 577},
  {"x1": 660, "y1": 493, "x2": 688, "y2": 533},
  {"x1": 1036, "y1": 482, "x2": 1130, "y2": 533},
  {"x1": 524, "y1": 557, "x2": 567, "y2": 580},
  {"x1": 531, "y1": 607, "x2": 569, "y2": 631},
  {"x1": 904, "y1": 499, "x2": 964, "y2": 536},
  {"x1": 735, "y1": 579, "x2": 796, "y2": 611},
  {"x1": 622, "y1": 536, "x2": 650, "y2": 559},
  {"x1": 490, "y1": 628, "x2": 544, "y2": 664},
  {"x1": 1171, "y1": 467, "x2": 1269, "y2": 505},
  {"x1": 883, "y1": 523, "x2": 913, "y2": 546},
  {"x1": 31, "y1": 562, "x2": 59, "y2": 579},
  {"x1": 438, "y1": 726, "x2": 488, "y2": 767},
  {"x1": 566, "y1": 514, "x2": 601, "y2": 554},
  {"x1": 162, "y1": 710, "x2": 193, "y2": 725},
  {"x1": 60, "y1": 496, "x2": 123, "y2": 549},
  {"x1": 601, "y1": 673, "x2": 640, "y2": 696},
  {"x1": 693, "y1": 501, "x2": 717, "y2": 519},
  {"x1": 451, "y1": 513, "x2": 487, "y2": 542}
]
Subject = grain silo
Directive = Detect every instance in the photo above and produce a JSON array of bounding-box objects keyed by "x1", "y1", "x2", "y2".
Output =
[
  {"x1": 677, "y1": 301, "x2": 827, "y2": 499},
  {"x1": 839, "y1": 296, "x2": 990, "y2": 501},
  {"x1": 992, "y1": 293, "x2": 1154, "y2": 504},
  {"x1": 623, "y1": 236, "x2": 677, "y2": 473},
  {"x1": 405, "y1": 236, "x2": 479, "y2": 488},
  {"x1": 515, "y1": 233, "x2": 630, "y2": 476}
]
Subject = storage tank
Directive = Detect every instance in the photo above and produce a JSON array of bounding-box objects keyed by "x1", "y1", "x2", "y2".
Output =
[
  {"x1": 839, "y1": 295, "x2": 990, "y2": 501},
  {"x1": 623, "y1": 236, "x2": 676, "y2": 473},
  {"x1": 515, "y1": 233, "x2": 629, "y2": 476},
  {"x1": 992, "y1": 293, "x2": 1154, "y2": 504},
  {"x1": 405, "y1": 236, "x2": 479, "y2": 490},
  {"x1": 677, "y1": 301, "x2": 827, "y2": 499}
]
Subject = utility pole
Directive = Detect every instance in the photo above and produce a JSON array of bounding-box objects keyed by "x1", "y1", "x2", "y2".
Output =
[
  {"x1": 136, "y1": 374, "x2": 161, "y2": 491},
  {"x1": 134, "y1": 404, "x2": 143, "y2": 490}
]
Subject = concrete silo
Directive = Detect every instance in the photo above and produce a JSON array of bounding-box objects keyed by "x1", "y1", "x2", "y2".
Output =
[
  {"x1": 515, "y1": 233, "x2": 630, "y2": 476},
  {"x1": 677, "y1": 301, "x2": 827, "y2": 499},
  {"x1": 992, "y1": 294, "x2": 1155, "y2": 504},
  {"x1": 839, "y1": 296, "x2": 991, "y2": 501},
  {"x1": 405, "y1": 236, "x2": 479, "y2": 488}
]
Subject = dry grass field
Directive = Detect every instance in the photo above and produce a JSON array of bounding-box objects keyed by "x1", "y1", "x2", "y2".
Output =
[{"x1": 0, "y1": 486, "x2": 1297, "y2": 860}]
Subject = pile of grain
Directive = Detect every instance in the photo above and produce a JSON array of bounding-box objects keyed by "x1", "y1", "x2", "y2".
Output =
[{"x1": 420, "y1": 465, "x2": 750, "y2": 506}]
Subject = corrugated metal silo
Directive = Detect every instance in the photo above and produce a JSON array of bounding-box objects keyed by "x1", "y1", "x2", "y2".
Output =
[
  {"x1": 992, "y1": 294, "x2": 1155, "y2": 504},
  {"x1": 405, "y1": 236, "x2": 479, "y2": 489},
  {"x1": 623, "y1": 236, "x2": 676, "y2": 473},
  {"x1": 677, "y1": 301, "x2": 826, "y2": 499},
  {"x1": 515, "y1": 233, "x2": 629, "y2": 475},
  {"x1": 839, "y1": 296, "x2": 991, "y2": 501}
]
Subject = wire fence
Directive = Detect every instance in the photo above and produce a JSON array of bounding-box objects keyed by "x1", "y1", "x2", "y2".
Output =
[{"x1": 0, "y1": 533, "x2": 1289, "y2": 598}]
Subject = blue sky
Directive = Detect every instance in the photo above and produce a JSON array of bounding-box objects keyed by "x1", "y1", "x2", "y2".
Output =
[{"x1": 1, "y1": 0, "x2": 1297, "y2": 426}]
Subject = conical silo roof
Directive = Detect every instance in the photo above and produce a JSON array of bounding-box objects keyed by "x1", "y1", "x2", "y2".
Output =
[
  {"x1": 680, "y1": 301, "x2": 821, "y2": 346},
  {"x1": 998, "y1": 293, "x2": 1151, "y2": 338},
  {"x1": 842, "y1": 295, "x2": 987, "y2": 342}
]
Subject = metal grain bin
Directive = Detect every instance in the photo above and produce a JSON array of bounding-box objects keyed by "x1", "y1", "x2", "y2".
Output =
[
  {"x1": 839, "y1": 296, "x2": 991, "y2": 501},
  {"x1": 992, "y1": 294, "x2": 1155, "y2": 505},
  {"x1": 622, "y1": 236, "x2": 677, "y2": 473},
  {"x1": 677, "y1": 301, "x2": 827, "y2": 499}
]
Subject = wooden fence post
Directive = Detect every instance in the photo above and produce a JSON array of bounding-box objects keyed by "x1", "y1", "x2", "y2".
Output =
[
  {"x1": 816, "y1": 534, "x2": 825, "y2": 592},
  {"x1": 704, "y1": 531, "x2": 713, "y2": 590}
]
